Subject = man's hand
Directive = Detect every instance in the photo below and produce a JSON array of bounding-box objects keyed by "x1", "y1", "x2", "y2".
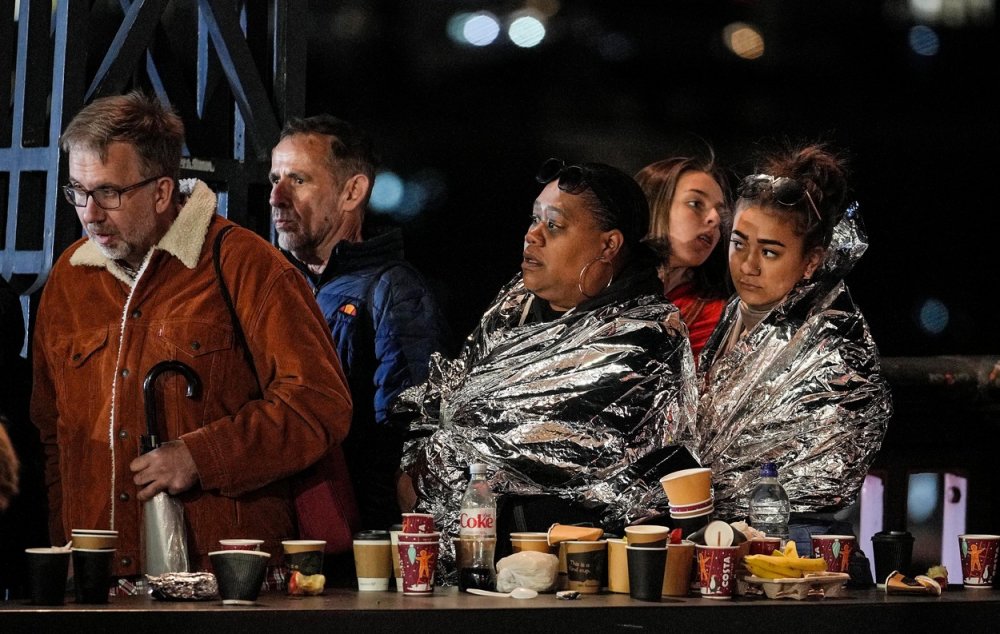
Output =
[{"x1": 130, "y1": 440, "x2": 199, "y2": 501}]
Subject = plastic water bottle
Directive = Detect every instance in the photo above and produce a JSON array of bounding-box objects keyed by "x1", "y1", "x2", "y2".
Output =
[
  {"x1": 458, "y1": 463, "x2": 497, "y2": 591},
  {"x1": 748, "y1": 462, "x2": 791, "y2": 544}
]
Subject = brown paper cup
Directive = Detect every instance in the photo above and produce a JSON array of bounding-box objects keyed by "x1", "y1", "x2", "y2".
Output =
[
  {"x1": 70, "y1": 529, "x2": 118, "y2": 550},
  {"x1": 606, "y1": 538, "x2": 629, "y2": 594},
  {"x1": 659, "y1": 468, "x2": 713, "y2": 506},
  {"x1": 662, "y1": 540, "x2": 695, "y2": 597},
  {"x1": 511, "y1": 532, "x2": 557, "y2": 555},
  {"x1": 564, "y1": 540, "x2": 606, "y2": 593},
  {"x1": 282, "y1": 539, "x2": 326, "y2": 578},
  {"x1": 353, "y1": 531, "x2": 392, "y2": 591},
  {"x1": 219, "y1": 539, "x2": 264, "y2": 551},
  {"x1": 547, "y1": 523, "x2": 604, "y2": 545},
  {"x1": 624, "y1": 524, "x2": 670, "y2": 548}
]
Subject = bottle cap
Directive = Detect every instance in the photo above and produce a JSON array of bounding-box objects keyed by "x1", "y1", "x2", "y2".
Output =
[
  {"x1": 469, "y1": 463, "x2": 487, "y2": 475},
  {"x1": 760, "y1": 462, "x2": 778, "y2": 477}
]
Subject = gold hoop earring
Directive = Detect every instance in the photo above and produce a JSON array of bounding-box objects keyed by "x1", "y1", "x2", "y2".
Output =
[{"x1": 578, "y1": 256, "x2": 614, "y2": 298}]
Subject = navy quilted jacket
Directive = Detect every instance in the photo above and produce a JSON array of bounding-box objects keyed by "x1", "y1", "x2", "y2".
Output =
[{"x1": 284, "y1": 227, "x2": 447, "y2": 530}]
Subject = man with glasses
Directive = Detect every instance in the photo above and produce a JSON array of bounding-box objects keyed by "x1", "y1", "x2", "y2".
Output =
[{"x1": 31, "y1": 91, "x2": 353, "y2": 593}]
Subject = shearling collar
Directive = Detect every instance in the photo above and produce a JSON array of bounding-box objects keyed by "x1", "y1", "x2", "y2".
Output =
[{"x1": 69, "y1": 179, "x2": 217, "y2": 287}]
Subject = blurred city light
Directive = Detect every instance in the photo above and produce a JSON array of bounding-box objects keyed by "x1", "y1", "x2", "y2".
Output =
[
  {"x1": 508, "y1": 13, "x2": 546, "y2": 48},
  {"x1": 446, "y1": 11, "x2": 501, "y2": 47},
  {"x1": 918, "y1": 297, "x2": 950, "y2": 334},
  {"x1": 907, "y1": 472, "x2": 939, "y2": 523},
  {"x1": 723, "y1": 22, "x2": 765, "y2": 60},
  {"x1": 905, "y1": 0, "x2": 995, "y2": 26},
  {"x1": 908, "y1": 24, "x2": 941, "y2": 55},
  {"x1": 370, "y1": 171, "x2": 405, "y2": 212},
  {"x1": 369, "y1": 169, "x2": 447, "y2": 222}
]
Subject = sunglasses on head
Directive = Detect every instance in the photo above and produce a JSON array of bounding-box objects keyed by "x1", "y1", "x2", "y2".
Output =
[
  {"x1": 738, "y1": 173, "x2": 822, "y2": 222},
  {"x1": 535, "y1": 158, "x2": 590, "y2": 195}
]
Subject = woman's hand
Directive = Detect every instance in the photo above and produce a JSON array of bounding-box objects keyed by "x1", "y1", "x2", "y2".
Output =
[{"x1": 396, "y1": 470, "x2": 417, "y2": 513}]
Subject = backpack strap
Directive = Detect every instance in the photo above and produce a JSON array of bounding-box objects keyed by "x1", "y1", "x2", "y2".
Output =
[{"x1": 212, "y1": 225, "x2": 261, "y2": 393}]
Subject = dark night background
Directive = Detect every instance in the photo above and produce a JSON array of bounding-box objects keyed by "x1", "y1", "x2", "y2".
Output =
[{"x1": 285, "y1": 0, "x2": 998, "y2": 357}]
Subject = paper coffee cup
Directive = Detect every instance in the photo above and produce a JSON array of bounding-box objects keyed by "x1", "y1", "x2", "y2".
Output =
[{"x1": 353, "y1": 530, "x2": 392, "y2": 591}]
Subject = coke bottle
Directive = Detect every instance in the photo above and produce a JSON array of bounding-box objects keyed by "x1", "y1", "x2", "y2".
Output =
[{"x1": 458, "y1": 463, "x2": 497, "y2": 591}]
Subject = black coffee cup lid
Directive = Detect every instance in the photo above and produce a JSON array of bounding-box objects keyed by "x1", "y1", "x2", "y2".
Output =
[
  {"x1": 354, "y1": 530, "x2": 391, "y2": 540},
  {"x1": 872, "y1": 530, "x2": 913, "y2": 541}
]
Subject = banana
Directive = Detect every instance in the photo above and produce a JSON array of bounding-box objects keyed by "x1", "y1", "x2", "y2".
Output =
[
  {"x1": 783, "y1": 541, "x2": 799, "y2": 558},
  {"x1": 744, "y1": 558, "x2": 801, "y2": 579},
  {"x1": 788, "y1": 557, "x2": 827, "y2": 572},
  {"x1": 744, "y1": 540, "x2": 829, "y2": 580},
  {"x1": 746, "y1": 552, "x2": 827, "y2": 572}
]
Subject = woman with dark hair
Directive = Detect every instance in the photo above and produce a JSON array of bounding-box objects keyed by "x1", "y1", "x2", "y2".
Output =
[
  {"x1": 395, "y1": 158, "x2": 698, "y2": 583},
  {"x1": 679, "y1": 142, "x2": 892, "y2": 555},
  {"x1": 636, "y1": 155, "x2": 732, "y2": 364}
]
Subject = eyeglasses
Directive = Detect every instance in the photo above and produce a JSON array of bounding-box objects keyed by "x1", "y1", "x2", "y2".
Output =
[
  {"x1": 535, "y1": 158, "x2": 590, "y2": 194},
  {"x1": 737, "y1": 173, "x2": 821, "y2": 222},
  {"x1": 62, "y1": 175, "x2": 164, "y2": 210}
]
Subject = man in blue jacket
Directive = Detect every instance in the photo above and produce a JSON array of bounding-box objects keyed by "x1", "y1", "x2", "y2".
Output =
[{"x1": 269, "y1": 115, "x2": 446, "y2": 533}]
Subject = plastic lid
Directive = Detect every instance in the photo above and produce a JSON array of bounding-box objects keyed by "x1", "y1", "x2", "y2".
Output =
[
  {"x1": 759, "y1": 462, "x2": 778, "y2": 477},
  {"x1": 469, "y1": 463, "x2": 488, "y2": 475},
  {"x1": 872, "y1": 530, "x2": 914, "y2": 542}
]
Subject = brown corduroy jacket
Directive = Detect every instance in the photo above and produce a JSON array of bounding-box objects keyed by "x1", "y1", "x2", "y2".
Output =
[{"x1": 31, "y1": 180, "x2": 352, "y2": 576}]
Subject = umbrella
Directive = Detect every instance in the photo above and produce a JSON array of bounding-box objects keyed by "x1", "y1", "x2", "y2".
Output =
[{"x1": 141, "y1": 360, "x2": 201, "y2": 576}]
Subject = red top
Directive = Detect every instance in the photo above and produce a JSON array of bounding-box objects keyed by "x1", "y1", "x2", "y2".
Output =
[{"x1": 667, "y1": 281, "x2": 726, "y2": 366}]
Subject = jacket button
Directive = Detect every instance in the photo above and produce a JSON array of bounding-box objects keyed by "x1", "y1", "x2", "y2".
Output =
[
  {"x1": 131, "y1": 309, "x2": 142, "y2": 319},
  {"x1": 191, "y1": 341, "x2": 201, "y2": 351},
  {"x1": 121, "y1": 368, "x2": 130, "y2": 377},
  {"x1": 119, "y1": 492, "x2": 130, "y2": 502},
  {"x1": 118, "y1": 429, "x2": 128, "y2": 440},
  {"x1": 120, "y1": 556, "x2": 132, "y2": 567},
  {"x1": 72, "y1": 353, "x2": 81, "y2": 361}
]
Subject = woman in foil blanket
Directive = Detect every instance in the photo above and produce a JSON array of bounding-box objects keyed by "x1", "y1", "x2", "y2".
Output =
[
  {"x1": 394, "y1": 158, "x2": 699, "y2": 583},
  {"x1": 679, "y1": 142, "x2": 892, "y2": 555}
]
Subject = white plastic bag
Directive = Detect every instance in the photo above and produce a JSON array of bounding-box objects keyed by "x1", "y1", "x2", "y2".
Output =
[{"x1": 495, "y1": 551, "x2": 559, "y2": 593}]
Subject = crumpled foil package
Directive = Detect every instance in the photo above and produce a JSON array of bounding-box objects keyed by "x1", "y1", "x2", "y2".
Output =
[
  {"x1": 146, "y1": 572, "x2": 218, "y2": 600},
  {"x1": 396, "y1": 274, "x2": 698, "y2": 585},
  {"x1": 684, "y1": 204, "x2": 893, "y2": 520}
]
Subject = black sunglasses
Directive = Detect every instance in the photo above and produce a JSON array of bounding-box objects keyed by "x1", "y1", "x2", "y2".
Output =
[
  {"x1": 738, "y1": 173, "x2": 821, "y2": 222},
  {"x1": 535, "y1": 158, "x2": 590, "y2": 194}
]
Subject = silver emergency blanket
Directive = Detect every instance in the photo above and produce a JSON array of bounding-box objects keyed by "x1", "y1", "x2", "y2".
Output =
[
  {"x1": 678, "y1": 203, "x2": 892, "y2": 521},
  {"x1": 397, "y1": 273, "x2": 697, "y2": 584}
]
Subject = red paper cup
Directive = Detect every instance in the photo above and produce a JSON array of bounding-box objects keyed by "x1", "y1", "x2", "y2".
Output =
[
  {"x1": 810, "y1": 535, "x2": 855, "y2": 573},
  {"x1": 397, "y1": 541, "x2": 440, "y2": 595},
  {"x1": 401, "y1": 513, "x2": 436, "y2": 534},
  {"x1": 958, "y1": 534, "x2": 999, "y2": 588},
  {"x1": 748, "y1": 537, "x2": 783, "y2": 556},
  {"x1": 668, "y1": 497, "x2": 714, "y2": 514},
  {"x1": 695, "y1": 545, "x2": 738, "y2": 599},
  {"x1": 397, "y1": 531, "x2": 441, "y2": 545}
]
